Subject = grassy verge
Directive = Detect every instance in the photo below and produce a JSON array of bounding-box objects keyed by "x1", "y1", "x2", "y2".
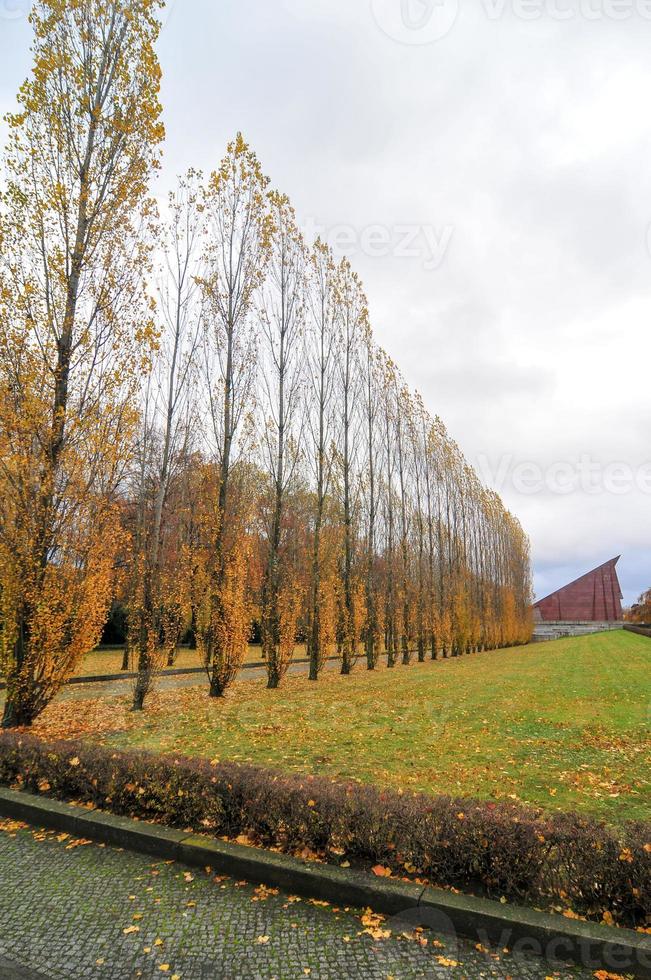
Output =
[{"x1": 25, "y1": 630, "x2": 650, "y2": 825}]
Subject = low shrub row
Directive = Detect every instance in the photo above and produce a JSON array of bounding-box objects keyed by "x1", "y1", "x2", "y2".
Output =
[
  {"x1": 624, "y1": 624, "x2": 651, "y2": 638},
  {"x1": 0, "y1": 732, "x2": 648, "y2": 927}
]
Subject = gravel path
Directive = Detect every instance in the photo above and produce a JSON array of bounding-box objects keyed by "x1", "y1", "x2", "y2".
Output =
[{"x1": 29, "y1": 657, "x2": 341, "y2": 702}]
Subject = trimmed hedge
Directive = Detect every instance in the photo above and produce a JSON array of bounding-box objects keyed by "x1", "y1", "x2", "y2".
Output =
[
  {"x1": 0, "y1": 732, "x2": 649, "y2": 927},
  {"x1": 624, "y1": 624, "x2": 651, "y2": 638}
]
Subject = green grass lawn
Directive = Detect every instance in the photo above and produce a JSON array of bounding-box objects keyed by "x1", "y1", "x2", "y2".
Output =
[{"x1": 35, "y1": 630, "x2": 650, "y2": 825}]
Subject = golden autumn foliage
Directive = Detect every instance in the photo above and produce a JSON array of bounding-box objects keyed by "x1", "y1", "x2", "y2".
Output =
[
  {"x1": 626, "y1": 588, "x2": 651, "y2": 624},
  {"x1": 0, "y1": 0, "x2": 164, "y2": 726},
  {"x1": 0, "y1": 6, "x2": 531, "y2": 725}
]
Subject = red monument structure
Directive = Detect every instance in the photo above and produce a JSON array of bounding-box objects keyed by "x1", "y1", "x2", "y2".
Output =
[{"x1": 533, "y1": 556, "x2": 623, "y2": 623}]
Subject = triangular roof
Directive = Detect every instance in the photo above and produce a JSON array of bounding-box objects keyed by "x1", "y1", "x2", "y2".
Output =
[{"x1": 534, "y1": 556, "x2": 622, "y2": 607}]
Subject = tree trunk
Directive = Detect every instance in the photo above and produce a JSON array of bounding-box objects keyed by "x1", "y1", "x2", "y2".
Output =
[
  {"x1": 1, "y1": 607, "x2": 37, "y2": 728},
  {"x1": 308, "y1": 508, "x2": 323, "y2": 682},
  {"x1": 1, "y1": 698, "x2": 38, "y2": 729},
  {"x1": 209, "y1": 675, "x2": 226, "y2": 697},
  {"x1": 430, "y1": 632, "x2": 438, "y2": 660}
]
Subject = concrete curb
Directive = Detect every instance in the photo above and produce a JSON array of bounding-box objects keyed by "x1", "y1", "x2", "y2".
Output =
[{"x1": 0, "y1": 788, "x2": 649, "y2": 977}]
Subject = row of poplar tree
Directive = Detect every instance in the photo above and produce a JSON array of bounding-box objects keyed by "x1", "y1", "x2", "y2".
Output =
[{"x1": 0, "y1": 1, "x2": 531, "y2": 728}]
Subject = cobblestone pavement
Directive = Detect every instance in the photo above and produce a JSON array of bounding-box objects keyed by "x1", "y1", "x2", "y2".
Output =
[{"x1": 0, "y1": 823, "x2": 596, "y2": 980}]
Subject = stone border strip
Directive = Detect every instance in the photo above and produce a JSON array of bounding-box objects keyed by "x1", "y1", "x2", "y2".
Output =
[{"x1": 0, "y1": 788, "x2": 649, "y2": 978}]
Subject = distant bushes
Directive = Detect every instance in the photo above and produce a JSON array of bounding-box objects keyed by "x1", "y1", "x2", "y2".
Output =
[
  {"x1": 100, "y1": 602, "x2": 129, "y2": 646},
  {"x1": 0, "y1": 733, "x2": 648, "y2": 928}
]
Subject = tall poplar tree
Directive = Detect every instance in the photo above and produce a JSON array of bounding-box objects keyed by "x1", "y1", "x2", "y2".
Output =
[
  {"x1": 0, "y1": 0, "x2": 164, "y2": 727},
  {"x1": 198, "y1": 135, "x2": 269, "y2": 697}
]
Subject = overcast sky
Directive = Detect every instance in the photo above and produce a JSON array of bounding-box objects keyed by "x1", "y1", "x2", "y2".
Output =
[{"x1": 1, "y1": 0, "x2": 649, "y2": 604}]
